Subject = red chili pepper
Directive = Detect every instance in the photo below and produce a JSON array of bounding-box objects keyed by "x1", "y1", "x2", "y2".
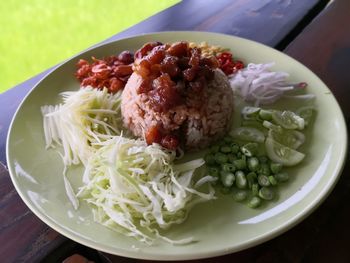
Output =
[{"x1": 216, "y1": 52, "x2": 244, "y2": 76}]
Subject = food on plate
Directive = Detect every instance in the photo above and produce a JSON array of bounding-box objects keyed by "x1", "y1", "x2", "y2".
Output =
[
  {"x1": 41, "y1": 39, "x2": 317, "y2": 242},
  {"x1": 76, "y1": 136, "x2": 215, "y2": 244},
  {"x1": 189, "y1": 42, "x2": 244, "y2": 75},
  {"x1": 41, "y1": 88, "x2": 123, "y2": 166},
  {"x1": 205, "y1": 135, "x2": 292, "y2": 208},
  {"x1": 75, "y1": 50, "x2": 134, "y2": 93},
  {"x1": 230, "y1": 62, "x2": 314, "y2": 106},
  {"x1": 204, "y1": 105, "x2": 314, "y2": 208},
  {"x1": 121, "y1": 41, "x2": 234, "y2": 150},
  {"x1": 189, "y1": 41, "x2": 229, "y2": 57}
]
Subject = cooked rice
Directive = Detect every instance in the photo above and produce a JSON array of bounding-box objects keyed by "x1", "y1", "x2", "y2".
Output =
[{"x1": 121, "y1": 69, "x2": 234, "y2": 149}]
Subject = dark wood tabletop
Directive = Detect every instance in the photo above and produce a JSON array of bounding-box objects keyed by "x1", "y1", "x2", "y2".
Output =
[{"x1": 1, "y1": 0, "x2": 349, "y2": 262}]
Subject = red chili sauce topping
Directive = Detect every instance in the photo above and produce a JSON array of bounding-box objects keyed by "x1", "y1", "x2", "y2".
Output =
[
  {"x1": 216, "y1": 52, "x2": 244, "y2": 75},
  {"x1": 74, "y1": 41, "x2": 243, "y2": 151},
  {"x1": 75, "y1": 51, "x2": 134, "y2": 93},
  {"x1": 133, "y1": 41, "x2": 220, "y2": 149},
  {"x1": 134, "y1": 41, "x2": 219, "y2": 111}
]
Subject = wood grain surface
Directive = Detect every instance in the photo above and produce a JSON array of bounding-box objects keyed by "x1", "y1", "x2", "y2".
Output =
[
  {"x1": 285, "y1": 1, "x2": 350, "y2": 261},
  {"x1": 0, "y1": 163, "x2": 66, "y2": 263},
  {"x1": 285, "y1": 0, "x2": 350, "y2": 122}
]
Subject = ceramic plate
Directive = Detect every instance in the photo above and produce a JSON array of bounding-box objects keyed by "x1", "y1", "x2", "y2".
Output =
[{"x1": 6, "y1": 32, "x2": 347, "y2": 260}]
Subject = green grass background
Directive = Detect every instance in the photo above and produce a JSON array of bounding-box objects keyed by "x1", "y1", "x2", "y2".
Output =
[{"x1": 0, "y1": 0, "x2": 179, "y2": 93}]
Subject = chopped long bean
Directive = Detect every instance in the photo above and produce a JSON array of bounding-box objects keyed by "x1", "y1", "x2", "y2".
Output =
[
  {"x1": 204, "y1": 133, "x2": 294, "y2": 209},
  {"x1": 230, "y1": 143, "x2": 240, "y2": 154},
  {"x1": 233, "y1": 159, "x2": 246, "y2": 170},
  {"x1": 268, "y1": 175, "x2": 278, "y2": 186},
  {"x1": 247, "y1": 172, "x2": 257, "y2": 188},
  {"x1": 208, "y1": 167, "x2": 219, "y2": 178},
  {"x1": 252, "y1": 183, "x2": 259, "y2": 196},
  {"x1": 215, "y1": 152, "x2": 228, "y2": 164},
  {"x1": 228, "y1": 154, "x2": 236, "y2": 163},
  {"x1": 270, "y1": 162, "x2": 283, "y2": 174},
  {"x1": 258, "y1": 174, "x2": 271, "y2": 187},
  {"x1": 258, "y1": 163, "x2": 271, "y2": 175},
  {"x1": 220, "y1": 145, "x2": 232, "y2": 153},
  {"x1": 235, "y1": 170, "x2": 247, "y2": 189},
  {"x1": 248, "y1": 157, "x2": 260, "y2": 172},
  {"x1": 275, "y1": 172, "x2": 289, "y2": 182},
  {"x1": 222, "y1": 163, "x2": 236, "y2": 173},
  {"x1": 248, "y1": 196, "x2": 262, "y2": 208},
  {"x1": 220, "y1": 171, "x2": 235, "y2": 187},
  {"x1": 259, "y1": 187, "x2": 275, "y2": 200}
]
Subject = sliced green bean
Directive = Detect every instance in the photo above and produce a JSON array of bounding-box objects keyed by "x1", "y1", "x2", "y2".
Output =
[
  {"x1": 220, "y1": 145, "x2": 232, "y2": 153},
  {"x1": 248, "y1": 196, "x2": 262, "y2": 208},
  {"x1": 206, "y1": 134, "x2": 292, "y2": 209},
  {"x1": 275, "y1": 172, "x2": 289, "y2": 182},
  {"x1": 247, "y1": 157, "x2": 260, "y2": 172},
  {"x1": 227, "y1": 154, "x2": 237, "y2": 163},
  {"x1": 235, "y1": 170, "x2": 247, "y2": 189},
  {"x1": 233, "y1": 159, "x2": 246, "y2": 170},
  {"x1": 268, "y1": 175, "x2": 278, "y2": 186},
  {"x1": 222, "y1": 163, "x2": 236, "y2": 173},
  {"x1": 220, "y1": 171, "x2": 235, "y2": 187},
  {"x1": 270, "y1": 163, "x2": 283, "y2": 174},
  {"x1": 230, "y1": 143, "x2": 240, "y2": 154},
  {"x1": 214, "y1": 152, "x2": 228, "y2": 164},
  {"x1": 247, "y1": 172, "x2": 257, "y2": 189},
  {"x1": 208, "y1": 167, "x2": 219, "y2": 177},
  {"x1": 259, "y1": 187, "x2": 275, "y2": 200},
  {"x1": 258, "y1": 163, "x2": 271, "y2": 175},
  {"x1": 258, "y1": 174, "x2": 271, "y2": 187},
  {"x1": 251, "y1": 183, "x2": 259, "y2": 196}
]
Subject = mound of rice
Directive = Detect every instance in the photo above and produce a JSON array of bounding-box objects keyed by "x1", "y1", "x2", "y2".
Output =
[{"x1": 121, "y1": 68, "x2": 233, "y2": 150}]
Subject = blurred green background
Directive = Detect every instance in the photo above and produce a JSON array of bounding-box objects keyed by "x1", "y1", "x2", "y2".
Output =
[{"x1": 0, "y1": 0, "x2": 179, "y2": 93}]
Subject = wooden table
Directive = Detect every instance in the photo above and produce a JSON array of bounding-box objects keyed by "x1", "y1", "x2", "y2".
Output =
[{"x1": 1, "y1": 0, "x2": 349, "y2": 262}]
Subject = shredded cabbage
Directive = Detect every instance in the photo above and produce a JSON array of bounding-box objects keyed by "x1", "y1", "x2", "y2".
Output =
[
  {"x1": 41, "y1": 87, "x2": 123, "y2": 166},
  {"x1": 41, "y1": 86, "x2": 216, "y2": 245},
  {"x1": 229, "y1": 63, "x2": 315, "y2": 106},
  {"x1": 76, "y1": 136, "x2": 216, "y2": 245}
]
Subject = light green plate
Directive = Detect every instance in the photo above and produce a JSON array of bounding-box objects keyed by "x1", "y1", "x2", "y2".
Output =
[{"x1": 6, "y1": 32, "x2": 347, "y2": 260}]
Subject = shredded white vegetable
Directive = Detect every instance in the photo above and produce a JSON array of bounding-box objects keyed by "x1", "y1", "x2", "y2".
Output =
[
  {"x1": 41, "y1": 86, "x2": 217, "y2": 245},
  {"x1": 76, "y1": 136, "x2": 216, "y2": 245},
  {"x1": 41, "y1": 87, "x2": 123, "y2": 166},
  {"x1": 229, "y1": 63, "x2": 314, "y2": 106}
]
